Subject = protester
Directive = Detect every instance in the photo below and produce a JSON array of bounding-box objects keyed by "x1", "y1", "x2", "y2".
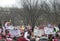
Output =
[
  {"x1": 35, "y1": 36, "x2": 39, "y2": 41},
  {"x1": 58, "y1": 24, "x2": 60, "y2": 30},
  {"x1": 52, "y1": 34, "x2": 59, "y2": 41},
  {"x1": 0, "y1": 21, "x2": 60, "y2": 41},
  {"x1": 6, "y1": 30, "x2": 11, "y2": 38},
  {"x1": 30, "y1": 36, "x2": 35, "y2": 41},
  {"x1": 0, "y1": 28, "x2": 2, "y2": 40},
  {"x1": 17, "y1": 33, "x2": 28, "y2": 41}
]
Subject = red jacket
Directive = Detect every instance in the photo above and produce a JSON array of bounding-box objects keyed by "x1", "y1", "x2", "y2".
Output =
[{"x1": 17, "y1": 37, "x2": 28, "y2": 41}]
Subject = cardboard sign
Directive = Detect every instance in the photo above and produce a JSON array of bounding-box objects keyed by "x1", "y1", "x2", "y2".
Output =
[
  {"x1": 38, "y1": 29, "x2": 44, "y2": 36},
  {"x1": 34, "y1": 29, "x2": 39, "y2": 36},
  {"x1": 34, "y1": 29, "x2": 44, "y2": 36}
]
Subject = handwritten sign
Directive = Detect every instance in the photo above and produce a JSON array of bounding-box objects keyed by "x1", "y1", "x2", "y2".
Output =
[
  {"x1": 9, "y1": 30, "x2": 21, "y2": 37},
  {"x1": 34, "y1": 29, "x2": 44, "y2": 36},
  {"x1": 44, "y1": 27, "x2": 54, "y2": 34}
]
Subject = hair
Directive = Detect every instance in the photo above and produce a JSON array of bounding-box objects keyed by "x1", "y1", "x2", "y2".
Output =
[
  {"x1": 55, "y1": 34, "x2": 59, "y2": 38},
  {"x1": 5, "y1": 30, "x2": 9, "y2": 35},
  {"x1": 21, "y1": 33, "x2": 24, "y2": 37}
]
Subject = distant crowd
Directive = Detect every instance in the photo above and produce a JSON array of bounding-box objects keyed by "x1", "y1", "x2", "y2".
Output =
[{"x1": 0, "y1": 21, "x2": 60, "y2": 41}]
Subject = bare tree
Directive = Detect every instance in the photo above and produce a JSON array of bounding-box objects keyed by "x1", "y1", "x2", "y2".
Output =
[
  {"x1": 50, "y1": 0, "x2": 60, "y2": 24},
  {"x1": 21, "y1": 0, "x2": 41, "y2": 30},
  {"x1": 20, "y1": 0, "x2": 51, "y2": 31}
]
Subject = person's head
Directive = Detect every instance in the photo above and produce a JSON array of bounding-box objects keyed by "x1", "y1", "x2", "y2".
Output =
[
  {"x1": 4, "y1": 21, "x2": 7, "y2": 24},
  {"x1": 5, "y1": 30, "x2": 9, "y2": 34},
  {"x1": 21, "y1": 33, "x2": 24, "y2": 37},
  {"x1": 55, "y1": 34, "x2": 59, "y2": 38}
]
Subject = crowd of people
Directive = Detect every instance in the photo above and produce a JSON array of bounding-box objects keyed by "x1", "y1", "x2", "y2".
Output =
[{"x1": 0, "y1": 21, "x2": 60, "y2": 41}]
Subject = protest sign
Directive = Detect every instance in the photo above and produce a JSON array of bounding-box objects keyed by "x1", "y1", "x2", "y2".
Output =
[
  {"x1": 34, "y1": 29, "x2": 39, "y2": 36},
  {"x1": 44, "y1": 27, "x2": 54, "y2": 34},
  {"x1": 38, "y1": 29, "x2": 44, "y2": 36},
  {"x1": 34, "y1": 28, "x2": 44, "y2": 36},
  {"x1": 9, "y1": 30, "x2": 21, "y2": 37}
]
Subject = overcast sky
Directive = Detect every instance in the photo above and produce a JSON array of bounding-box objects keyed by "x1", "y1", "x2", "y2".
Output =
[
  {"x1": 0, "y1": 0, "x2": 59, "y2": 8},
  {"x1": 0, "y1": 0, "x2": 22, "y2": 8}
]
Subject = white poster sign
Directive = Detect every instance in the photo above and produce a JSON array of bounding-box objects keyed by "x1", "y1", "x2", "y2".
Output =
[
  {"x1": 44, "y1": 27, "x2": 54, "y2": 34},
  {"x1": 34, "y1": 29, "x2": 44, "y2": 36},
  {"x1": 34, "y1": 29, "x2": 39, "y2": 36},
  {"x1": 9, "y1": 30, "x2": 21, "y2": 37}
]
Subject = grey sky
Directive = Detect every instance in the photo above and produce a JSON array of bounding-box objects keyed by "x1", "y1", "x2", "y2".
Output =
[
  {"x1": 0, "y1": 0, "x2": 59, "y2": 8},
  {"x1": 0, "y1": 0, "x2": 22, "y2": 8}
]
